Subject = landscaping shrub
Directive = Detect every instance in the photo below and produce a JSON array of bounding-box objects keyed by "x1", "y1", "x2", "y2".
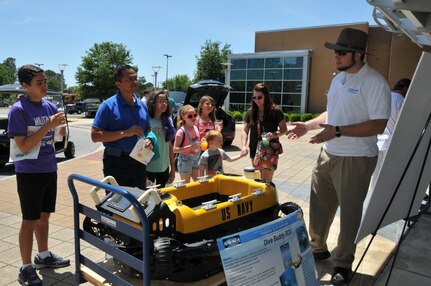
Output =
[
  {"x1": 242, "y1": 111, "x2": 248, "y2": 121},
  {"x1": 233, "y1": 111, "x2": 243, "y2": 122},
  {"x1": 288, "y1": 113, "x2": 301, "y2": 122},
  {"x1": 301, "y1": 113, "x2": 313, "y2": 122}
]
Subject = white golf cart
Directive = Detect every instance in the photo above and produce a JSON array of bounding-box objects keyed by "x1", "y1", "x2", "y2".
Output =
[{"x1": 0, "y1": 83, "x2": 75, "y2": 169}]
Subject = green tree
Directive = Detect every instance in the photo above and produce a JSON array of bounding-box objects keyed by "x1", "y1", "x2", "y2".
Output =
[
  {"x1": 3, "y1": 57, "x2": 16, "y2": 75},
  {"x1": 194, "y1": 40, "x2": 232, "y2": 82},
  {"x1": 163, "y1": 74, "x2": 192, "y2": 92},
  {"x1": 137, "y1": 76, "x2": 152, "y2": 95},
  {"x1": 0, "y1": 57, "x2": 17, "y2": 85},
  {"x1": 75, "y1": 42, "x2": 134, "y2": 100},
  {"x1": 45, "y1": 69, "x2": 62, "y2": 91},
  {"x1": 0, "y1": 64, "x2": 15, "y2": 85},
  {"x1": 66, "y1": 86, "x2": 79, "y2": 94}
]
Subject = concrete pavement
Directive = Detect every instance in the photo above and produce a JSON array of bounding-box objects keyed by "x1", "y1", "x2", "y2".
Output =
[{"x1": 0, "y1": 123, "x2": 430, "y2": 285}]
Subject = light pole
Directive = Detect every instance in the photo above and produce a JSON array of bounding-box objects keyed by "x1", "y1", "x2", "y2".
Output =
[
  {"x1": 221, "y1": 62, "x2": 232, "y2": 84},
  {"x1": 152, "y1": 66, "x2": 162, "y2": 88},
  {"x1": 163, "y1": 54, "x2": 172, "y2": 83},
  {"x1": 221, "y1": 62, "x2": 233, "y2": 110},
  {"x1": 58, "y1": 64, "x2": 68, "y2": 103}
]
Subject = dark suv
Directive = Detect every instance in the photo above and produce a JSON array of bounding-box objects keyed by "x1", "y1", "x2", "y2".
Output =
[
  {"x1": 84, "y1": 98, "x2": 101, "y2": 118},
  {"x1": 180, "y1": 80, "x2": 235, "y2": 146},
  {"x1": 75, "y1": 102, "x2": 86, "y2": 114}
]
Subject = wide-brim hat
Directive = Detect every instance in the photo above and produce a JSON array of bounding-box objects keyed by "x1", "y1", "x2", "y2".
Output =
[{"x1": 324, "y1": 28, "x2": 369, "y2": 54}]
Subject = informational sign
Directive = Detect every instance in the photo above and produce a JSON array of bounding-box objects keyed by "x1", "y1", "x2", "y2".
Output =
[{"x1": 217, "y1": 209, "x2": 319, "y2": 286}]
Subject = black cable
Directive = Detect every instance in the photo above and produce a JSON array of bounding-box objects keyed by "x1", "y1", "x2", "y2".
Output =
[
  {"x1": 384, "y1": 116, "x2": 431, "y2": 286},
  {"x1": 347, "y1": 111, "x2": 431, "y2": 286}
]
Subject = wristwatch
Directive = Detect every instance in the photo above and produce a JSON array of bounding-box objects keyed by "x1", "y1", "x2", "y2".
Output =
[{"x1": 335, "y1": 126, "x2": 342, "y2": 137}]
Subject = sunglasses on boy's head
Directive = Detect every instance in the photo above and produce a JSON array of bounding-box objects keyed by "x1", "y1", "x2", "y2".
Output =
[
  {"x1": 186, "y1": 113, "x2": 198, "y2": 119},
  {"x1": 334, "y1": 50, "x2": 351, "y2": 56},
  {"x1": 252, "y1": 95, "x2": 264, "y2": 101}
]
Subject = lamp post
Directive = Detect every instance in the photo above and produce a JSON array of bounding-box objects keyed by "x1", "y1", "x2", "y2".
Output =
[
  {"x1": 163, "y1": 54, "x2": 172, "y2": 83},
  {"x1": 58, "y1": 64, "x2": 68, "y2": 97},
  {"x1": 221, "y1": 62, "x2": 232, "y2": 110},
  {"x1": 152, "y1": 65, "x2": 162, "y2": 88},
  {"x1": 221, "y1": 62, "x2": 232, "y2": 84}
]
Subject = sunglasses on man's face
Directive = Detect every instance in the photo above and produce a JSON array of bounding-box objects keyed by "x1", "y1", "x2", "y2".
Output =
[
  {"x1": 186, "y1": 113, "x2": 198, "y2": 119},
  {"x1": 252, "y1": 96, "x2": 264, "y2": 101},
  {"x1": 334, "y1": 50, "x2": 351, "y2": 56}
]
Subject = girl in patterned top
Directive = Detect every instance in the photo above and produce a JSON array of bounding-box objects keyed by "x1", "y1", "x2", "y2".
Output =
[{"x1": 174, "y1": 105, "x2": 201, "y2": 182}]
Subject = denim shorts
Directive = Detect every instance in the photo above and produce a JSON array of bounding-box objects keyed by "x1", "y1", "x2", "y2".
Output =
[{"x1": 177, "y1": 153, "x2": 200, "y2": 174}]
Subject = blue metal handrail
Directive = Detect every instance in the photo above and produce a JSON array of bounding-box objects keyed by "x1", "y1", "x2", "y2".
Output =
[{"x1": 68, "y1": 173, "x2": 151, "y2": 286}]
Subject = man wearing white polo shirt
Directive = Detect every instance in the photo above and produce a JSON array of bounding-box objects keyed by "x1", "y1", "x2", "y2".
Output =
[{"x1": 288, "y1": 28, "x2": 391, "y2": 285}]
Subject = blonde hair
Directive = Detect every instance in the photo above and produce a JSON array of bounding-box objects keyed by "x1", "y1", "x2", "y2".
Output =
[
  {"x1": 205, "y1": 130, "x2": 222, "y2": 143},
  {"x1": 177, "y1": 104, "x2": 196, "y2": 128}
]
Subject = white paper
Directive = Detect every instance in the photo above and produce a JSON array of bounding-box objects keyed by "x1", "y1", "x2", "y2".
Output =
[
  {"x1": 129, "y1": 138, "x2": 154, "y2": 165},
  {"x1": 54, "y1": 125, "x2": 65, "y2": 142},
  {"x1": 10, "y1": 126, "x2": 42, "y2": 161}
]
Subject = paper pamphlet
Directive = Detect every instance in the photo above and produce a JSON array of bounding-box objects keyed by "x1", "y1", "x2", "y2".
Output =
[
  {"x1": 130, "y1": 138, "x2": 154, "y2": 165},
  {"x1": 10, "y1": 126, "x2": 42, "y2": 161}
]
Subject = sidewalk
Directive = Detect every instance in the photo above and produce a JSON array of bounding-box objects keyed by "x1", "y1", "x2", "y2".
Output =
[{"x1": 0, "y1": 126, "x2": 430, "y2": 285}]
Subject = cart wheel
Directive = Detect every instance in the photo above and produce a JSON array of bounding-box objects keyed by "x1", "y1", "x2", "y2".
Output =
[
  {"x1": 279, "y1": 202, "x2": 301, "y2": 217},
  {"x1": 153, "y1": 237, "x2": 181, "y2": 277},
  {"x1": 64, "y1": 141, "x2": 75, "y2": 158},
  {"x1": 83, "y1": 216, "x2": 106, "y2": 238}
]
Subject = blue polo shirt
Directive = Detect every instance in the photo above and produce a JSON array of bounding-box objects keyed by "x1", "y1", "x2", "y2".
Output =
[{"x1": 93, "y1": 92, "x2": 153, "y2": 153}]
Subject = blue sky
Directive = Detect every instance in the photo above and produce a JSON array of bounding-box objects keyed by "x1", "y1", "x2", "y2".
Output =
[{"x1": 0, "y1": 0, "x2": 376, "y2": 88}]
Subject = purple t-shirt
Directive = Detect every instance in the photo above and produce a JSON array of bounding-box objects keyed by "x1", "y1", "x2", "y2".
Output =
[{"x1": 8, "y1": 96, "x2": 58, "y2": 173}]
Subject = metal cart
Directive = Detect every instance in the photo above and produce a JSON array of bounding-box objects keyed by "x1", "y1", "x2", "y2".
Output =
[{"x1": 68, "y1": 173, "x2": 151, "y2": 286}]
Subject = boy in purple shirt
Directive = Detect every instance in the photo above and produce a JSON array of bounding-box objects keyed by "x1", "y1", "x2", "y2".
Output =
[{"x1": 8, "y1": 65, "x2": 70, "y2": 286}]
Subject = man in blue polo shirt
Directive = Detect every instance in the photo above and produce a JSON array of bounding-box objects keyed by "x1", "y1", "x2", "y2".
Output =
[{"x1": 91, "y1": 65, "x2": 157, "y2": 189}]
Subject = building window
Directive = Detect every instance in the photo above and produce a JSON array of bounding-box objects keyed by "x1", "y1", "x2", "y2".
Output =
[
  {"x1": 247, "y1": 69, "x2": 264, "y2": 80},
  {"x1": 231, "y1": 59, "x2": 247, "y2": 69},
  {"x1": 227, "y1": 50, "x2": 310, "y2": 113},
  {"x1": 231, "y1": 70, "x2": 246, "y2": 80},
  {"x1": 248, "y1": 58, "x2": 264, "y2": 68}
]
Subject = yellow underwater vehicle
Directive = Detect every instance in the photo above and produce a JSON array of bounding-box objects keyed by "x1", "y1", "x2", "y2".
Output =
[{"x1": 83, "y1": 174, "x2": 299, "y2": 282}]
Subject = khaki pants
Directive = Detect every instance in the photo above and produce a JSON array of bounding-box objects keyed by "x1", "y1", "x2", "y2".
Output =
[{"x1": 309, "y1": 149, "x2": 377, "y2": 268}]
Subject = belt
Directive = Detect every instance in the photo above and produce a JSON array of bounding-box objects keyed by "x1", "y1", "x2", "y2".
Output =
[
  {"x1": 120, "y1": 151, "x2": 130, "y2": 157},
  {"x1": 105, "y1": 146, "x2": 131, "y2": 158}
]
